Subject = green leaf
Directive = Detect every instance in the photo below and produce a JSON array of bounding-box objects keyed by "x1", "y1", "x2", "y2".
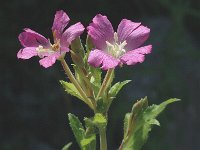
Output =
[
  {"x1": 70, "y1": 37, "x2": 85, "y2": 69},
  {"x1": 84, "y1": 35, "x2": 94, "y2": 69},
  {"x1": 85, "y1": 35, "x2": 103, "y2": 97},
  {"x1": 88, "y1": 67, "x2": 102, "y2": 96},
  {"x1": 68, "y1": 114, "x2": 97, "y2": 150},
  {"x1": 71, "y1": 37, "x2": 85, "y2": 58},
  {"x1": 60, "y1": 80, "x2": 84, "y2": 102},
  {"x1": 68, "y1": 113, "x2": 85, "y2": 149},
  {"x1": 109, "y1": 80, "x2": 131, "y2": 98},
  {"x1": 121, "y1": 98, "x2": 180, "y2": 150},
  {"x1": 123, "y1": 113, "x2": 131, "y2": 138},
  {"x1": 89, "y1": 67, "x2": 102, "y2": 87},
  {"x1": 86, "y1": 35, "x2": 95, "y2": 52},
  {"x1": 131, "y1": 97, "x2": 148, "y2": 114},
  {"x1": 62, "y1": 142, "x2": 72, "y2": 150},
  {"x1": 84, "y1": 126, "x2": 97, "y2": 150},
  {"x1": 81, "y1": 135, "x2": 96, "y2": 148}
]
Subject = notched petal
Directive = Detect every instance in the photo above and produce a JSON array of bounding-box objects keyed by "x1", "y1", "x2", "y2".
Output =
[
  {"x1": 117, "y1": 19, "x2": 141, "y2": 43},
  {"x1": 125, "y1": 25, "x2": 150, "y2": 50},
  {"x1": 87, "y1": 14, "x2": 114, "y2": 50},
  {"x1": 52, "y1": 10, "x2": 70, "y2": 39},
  {"x1": 120, "y1": 45, "x2": 152, "y2": 65},
  {"x1": 61, "y1": 22, "x2": 85, "y2": 48}
]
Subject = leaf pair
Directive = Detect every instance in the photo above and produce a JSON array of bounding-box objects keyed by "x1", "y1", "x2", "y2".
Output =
[
  {"x1": 120, "y1": 97, "x2": 180, "y2": 150},
  {"x1": 68, "y1": 113, "x2": 108, "y2": 150},
  {"x1": 68, "y1": 113, "x2": 97, "y2": 150}
]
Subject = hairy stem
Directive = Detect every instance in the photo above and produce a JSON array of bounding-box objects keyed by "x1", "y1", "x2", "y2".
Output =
[
  {"x1": 96, "y1": 69, "x2": 114, "y2": 100},
  {"x1": 60, "y1": 58, "x2": 94, "y2": 110}
]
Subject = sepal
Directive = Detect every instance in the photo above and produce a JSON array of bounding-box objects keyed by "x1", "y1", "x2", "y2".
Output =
[{"x1": 60, "y1": 80, "x2": 85, "y2": 102}]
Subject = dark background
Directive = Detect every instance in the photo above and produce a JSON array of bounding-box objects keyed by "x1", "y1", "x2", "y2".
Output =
[{"x1": 1, "y1": 0, "x2": 200, "y2": 150}]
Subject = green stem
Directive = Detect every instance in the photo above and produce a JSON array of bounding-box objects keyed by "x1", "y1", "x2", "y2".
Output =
[
  {"x1": 96, "y1": 69, "x2": 114, "y2": 100},
  {"x1": 99, "y1": 127, "x2": 107, "y2": 150},
  {"x1": 60, "y1": 58, "x2": 94, "y2": 110}
]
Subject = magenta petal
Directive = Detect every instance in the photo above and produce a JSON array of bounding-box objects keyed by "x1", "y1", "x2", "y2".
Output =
[
  {"x1": 17, "y1": 47, "x2": 38, "y2": 59},
  {"x1": 88, "y1": 49, "x2": 120, "y2": 70},
  {"x1": 52, "y1": 10, "x2": 70, "y2": 39},
  {"x1": 39, "y1": 56, "x2": 56, "y2": 68},
  {"x1": 39, "y1": 51, "x2": 62, "y2": 68},
  {"x1": 120, "y1": 45, "x2": 152, "y2": 65},
  {"x1": 87, "y1": 14, "x2": 114, "y2": 50},
  {"x1": 117, "y1": 19, "x2": 141, "y2": 43},
  {"x1": 124, "y1": 25, "x2": 150, "y2": 50},
  {"x1": 19, "y1": 28, "x2": 50, "y2": 48},
  {"x1": 61, "y1": 22, "x2": 84, "y2": 48}
]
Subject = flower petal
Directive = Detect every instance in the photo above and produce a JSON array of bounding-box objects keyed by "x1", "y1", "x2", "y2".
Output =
[
  {"x1": 39, "y1": 51, "x2": 64, "y2": 68},
  {"x1": 17, "y1": 47, "x2": 38, "y2": 59},
  {"x1": 19, "y1": 28, "x2": 50, "y2": 48},
  {"x1": 120, "y1": 45, "x2": 152, "y2": 65},
  {"x1": 88, "y1": 49, "x2": 120, "y2": 70},
  {"x1": 87, "y1": 14, "x2": 114, "y2": 50},
  {"x1": 52, "y1": 10, "x2": 70, "y2": 39},
  {"x1": 117, "y1": 19, "x2": 141, "y2": 43},
  {"x1": 124, "y1": 25, "x2": 150, "y2": 50},
  {"x1": 61, "y1": 22, "x2": 84, "y2": 49}
]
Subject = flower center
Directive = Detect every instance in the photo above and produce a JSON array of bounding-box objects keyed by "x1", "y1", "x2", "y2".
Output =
[
  {"x1": 36, "y1": 41, "x2": 61, "y2": 58},
  {"x1": 106, "y1": 32, "x2": 127, "y2": 58}
]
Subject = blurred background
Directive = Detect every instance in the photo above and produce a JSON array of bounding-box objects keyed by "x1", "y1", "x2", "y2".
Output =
[{"x1": 0, "y1": 0, "x2": 200, "y2": 149}]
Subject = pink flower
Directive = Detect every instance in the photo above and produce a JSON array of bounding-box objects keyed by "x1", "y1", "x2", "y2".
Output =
[
  {"x1": 87, "y1": 14, "x2": 152, "y2": 70},
  {"x1": 17, "y1": 10, "x2": 84, "y2": 68}
]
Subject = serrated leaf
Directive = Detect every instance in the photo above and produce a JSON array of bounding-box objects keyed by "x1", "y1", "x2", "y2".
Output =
[
  {"x1": 83, "y1": 118, "x2": 97, "y2": 150},
  {"x1": 62, "y1": 142, "x2": 72, "y2": 150},
  {"x1": 81, "y1": 135, "x2": 96, "y2": 147},
  {"x1": 109, "y1": 80, "x2": 131, "y2": 98},
  {"x1": 68, "y1": 114, "x2": 96, "y2": 150},
  {"x1": 144, "y1": 98, "x2": 180, "y2": 120},
  {"x1": 60, "y1": 80, "x2": 84, "y2": 102},
  {"x1": 68, "y1": 113, "x2": 85, "y2": 149},
  {"x1": 121, "y1": 98, "x2": 180, "y2": 150}
]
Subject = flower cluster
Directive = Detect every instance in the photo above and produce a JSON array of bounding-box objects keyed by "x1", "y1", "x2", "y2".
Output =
[
  {"x1": 17, "y1": 10, "x2": 84, "y2": 68},
  {"x1": 17, "y1": 10, "x2": 152, "y2": 70},
  {"x1": 16, "y1": 10, "x2": 180, "y2": 150}
]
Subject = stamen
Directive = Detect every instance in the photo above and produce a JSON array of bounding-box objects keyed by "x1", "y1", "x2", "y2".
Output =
[
  {"x1": 106, "y1": 32, "x2": 127, "y2": 58},
  {"x1": 36, "y1": 45, "x2": 54, "y2": 58},
  {"x1": 114, "y1": 32, "x2": 118, "y2": 42}
]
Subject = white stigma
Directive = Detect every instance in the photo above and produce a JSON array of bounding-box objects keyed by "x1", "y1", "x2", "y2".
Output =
[
  {"x1": 36, "y1": 45, "x2": 54, "y2": 58},
  {"x1": 106, "y1": 32, "x2": 127, "y2": 58}
]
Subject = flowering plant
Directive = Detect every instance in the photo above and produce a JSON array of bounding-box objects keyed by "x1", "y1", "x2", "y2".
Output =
[{"x1": 17, "y1": 10, "x2": 179, "y2": 150}]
